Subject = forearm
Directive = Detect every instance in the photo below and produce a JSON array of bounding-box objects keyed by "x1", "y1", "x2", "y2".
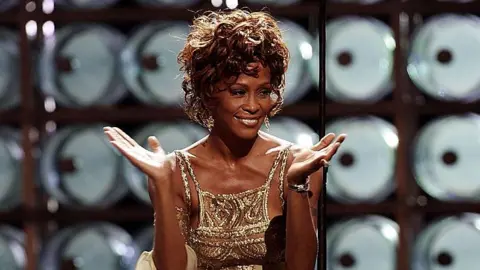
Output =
[
  {"x1": 151, "y1": 182, "x2": 188, "y2": 270},
  {"x1": 285, "y1": 189, "x2": 318, "y2": 270}
]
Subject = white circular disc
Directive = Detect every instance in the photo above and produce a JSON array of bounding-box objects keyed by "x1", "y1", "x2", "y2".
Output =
[
  {"x1": 0, "y1": 28, "x2": 19, "y2": 110},
  {"x1": 327, "y1": 216, "x2": 398, "y2": 270},
  {"x1": 121, "y1": 22, "x2": 188, "y2": 106},
  {"x1": 39, "y1": 24, "x2": 127, "y2": 107},
  {"x1": 413, "y1": 114, "x2": 480, "y2": 201},
  {"x1": 277, "y1": 20, "x2": 313, "y2": 105},
  {"x1": 408, "y1": 14, "x2": 480, "y2": 102},
  {"x1": 326, "y1": 117, "x2": 397, "y2": 203},
  {"x1": 325, "y1": 17, "x2": 395, "y2": 103},
  {"x1": 59, "y1": 128, "x2": 121, "y2": 205},
  {"x1": 413, "y1": 214, "x2": 480, "y2": 270}
]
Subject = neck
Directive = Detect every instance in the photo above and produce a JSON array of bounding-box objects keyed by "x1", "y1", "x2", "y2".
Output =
[{"x1": 206, "y1": 126, "x2": 259, "y2": 162}]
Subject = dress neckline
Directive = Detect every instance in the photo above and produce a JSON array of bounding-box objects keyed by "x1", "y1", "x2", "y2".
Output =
[{"x1": 177, "y1": 147, "x2": 286, "y2": 197}]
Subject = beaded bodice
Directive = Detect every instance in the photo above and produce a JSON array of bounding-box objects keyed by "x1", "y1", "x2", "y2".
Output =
[{"x1": 174, "y1": 147, "x2": 290, "y2": 270}]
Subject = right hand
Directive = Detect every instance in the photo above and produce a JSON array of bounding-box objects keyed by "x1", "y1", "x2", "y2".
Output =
[{"x1": 103, "y1": 127, "x2": 172, "y2": 181}]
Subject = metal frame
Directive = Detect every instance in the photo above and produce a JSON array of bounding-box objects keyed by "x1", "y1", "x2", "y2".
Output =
[{"x1": 0, "y1": 1, "x2": 478, "y2": 269}]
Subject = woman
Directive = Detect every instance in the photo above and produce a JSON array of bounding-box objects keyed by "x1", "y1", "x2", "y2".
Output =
[{"x1": 104, "y1": 9, "x2": 346, "y2": 270}]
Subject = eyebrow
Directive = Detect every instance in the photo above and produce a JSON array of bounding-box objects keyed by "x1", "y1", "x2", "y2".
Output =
[{"x1": 231, "y1": 82, "x2": 271, "y2": 87}]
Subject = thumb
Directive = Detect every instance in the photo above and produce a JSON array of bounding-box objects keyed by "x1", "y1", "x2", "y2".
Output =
[{"x1": 147, "y1": 136, "x2": 162, "y2": 153}]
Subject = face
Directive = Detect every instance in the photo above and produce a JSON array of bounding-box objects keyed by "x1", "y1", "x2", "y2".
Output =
[{"x1": 209, "y1": 62, "x2": 276, "y2": 140}]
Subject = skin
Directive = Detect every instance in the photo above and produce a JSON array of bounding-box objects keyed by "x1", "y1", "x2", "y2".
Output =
[{"x1": 104, "y1": 62, "x2": 346, "y2": 270}]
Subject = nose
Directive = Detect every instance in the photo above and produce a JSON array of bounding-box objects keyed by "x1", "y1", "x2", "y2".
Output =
[{"x1": 242, "y1": 95, "x2": 260, "y2": 114}]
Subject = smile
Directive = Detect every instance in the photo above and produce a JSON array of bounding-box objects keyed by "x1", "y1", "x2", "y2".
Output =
[{"x1": 234, "y1": 117, "x2": 260, "y2": 127}]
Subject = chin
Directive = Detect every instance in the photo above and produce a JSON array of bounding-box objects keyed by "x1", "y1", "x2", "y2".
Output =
[
  {"x1": 230, "y1": 121, "x2": 262, "y2": 140},
  {"x1": 234, "y1": 129, "x2": 260, "y2": 140}
]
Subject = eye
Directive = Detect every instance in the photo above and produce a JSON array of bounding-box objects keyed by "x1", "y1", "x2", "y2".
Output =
[
  {"x1": 259, "y1": 88, "x2": 272, "y2": 97},
  {"x1": 231, "y1": 89, "x2": 246, "y2": 96}
]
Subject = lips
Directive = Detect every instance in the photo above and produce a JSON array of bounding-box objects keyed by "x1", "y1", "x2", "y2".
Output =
[{"x1": 234, "y1": 116, "x2": 260, "y2": 127}]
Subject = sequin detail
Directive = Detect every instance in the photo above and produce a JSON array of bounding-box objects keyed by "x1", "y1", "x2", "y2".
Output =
[{"x1": 175, "y1": 147, "x2": 290, "y2": 269}]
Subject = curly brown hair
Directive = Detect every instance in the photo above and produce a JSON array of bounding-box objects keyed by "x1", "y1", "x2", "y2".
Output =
[{"x1": 177, "y1": 9, "x2": 290, "y2": 128}]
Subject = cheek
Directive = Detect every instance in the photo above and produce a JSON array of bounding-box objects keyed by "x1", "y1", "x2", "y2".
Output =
[
  {"x1": 222, "y1": 99, "x2": 242, "y2": 112},
  {"x1": 263, "y1": 97, "x2": 277, "y2": 112},
  {"x1": 213, "y1": 99, "x2": 240, "y2": 118}
]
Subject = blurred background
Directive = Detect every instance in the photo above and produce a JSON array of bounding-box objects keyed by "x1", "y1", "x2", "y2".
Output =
[{"x1": 0, "y1": 0, "x2": 480, "y2": 269}]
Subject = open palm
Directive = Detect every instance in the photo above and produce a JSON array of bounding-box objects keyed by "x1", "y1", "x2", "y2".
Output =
[
  {"x1": 287, "y1": 133, "x2": 346, "y2": 184},
  {"x1": 103, "y1": 126, "x2": 170, "y2": 181}
]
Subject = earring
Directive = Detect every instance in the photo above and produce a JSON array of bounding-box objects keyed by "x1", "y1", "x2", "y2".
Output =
[
  {"x1": 264, "y1": 116, "x2": 270, "y2": 131},
  {"x1": 206, "y1": 117, "x2": 214, "y2": 131}
]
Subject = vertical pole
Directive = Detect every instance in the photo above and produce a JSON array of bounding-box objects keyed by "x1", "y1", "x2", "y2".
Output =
[{"x1": 317, "y1": 1, "x2": 327, "y2": 270}]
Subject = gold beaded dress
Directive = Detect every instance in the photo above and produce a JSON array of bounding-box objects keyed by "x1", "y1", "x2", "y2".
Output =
[{"x1": 136, "y1": 146, "x2": 291, "y2": 270}]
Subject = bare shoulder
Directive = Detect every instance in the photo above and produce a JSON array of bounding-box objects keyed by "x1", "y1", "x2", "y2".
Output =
[
  {"x1": 176, "y1": 135, "x2": 208, "y2": 156},
  {"x1": 162, "y1": 136, "x2": 207, "y2": 180},
  {"x1": 259, "y1": 131, "x2": 310, "y2": 158},
  {"x1": 259, "y1": 131, "x2": 292, "y2": 153},
  {"x1": 162, "y1": 134, "x2": 207, "y2": 169}
]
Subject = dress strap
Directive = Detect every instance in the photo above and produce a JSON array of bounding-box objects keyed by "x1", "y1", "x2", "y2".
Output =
[
  {"x1": 278, "y1": 145, "x2": 292, "y2": 210},
  {"x1": 174, "y1": 150, "x2": 206, "y2": 228},
  {"x1": 176, "y1": 151, "x2": 202, "y2": 189},
  {"x1": 264, "y1": 146, "x2": 289, "y2": 187},
  {"x1": 174, "y1": 150, "x2": 193, "y2": 211},
  {"x1": 176, "y1": 146, "x2": 291, "y2": 209}
]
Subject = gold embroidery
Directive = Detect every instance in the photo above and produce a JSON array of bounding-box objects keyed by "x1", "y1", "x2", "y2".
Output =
[
  {"x1": 278, "y1": 150, "x2": 288, "y2": 210},
  {"x1": 175, "y1": 206, "x2": 190, "y2": 239},
  {"x1": 175, "y1": 151, "x2": 193, "y2": 240},
  {"x1": 175, "y1": 147, "x2": 290, "y2": 269}
]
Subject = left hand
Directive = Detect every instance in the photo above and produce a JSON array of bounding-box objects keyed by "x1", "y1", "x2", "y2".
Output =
[{"x1": 287, "y1": 133, "x2": 346, "y2": 185}]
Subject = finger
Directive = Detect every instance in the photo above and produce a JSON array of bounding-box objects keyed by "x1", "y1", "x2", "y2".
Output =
[
  {"x1": 318, "y1": 133, "x2": 346, "y2": 156},
  {"x1": 308, "y1": 143, "x2": 340, "y2": 166},
  {"x1": 297, "y1": 151, "x2": 327, "y2": 173},
  {"x1": 104, "y1": 129, "x2": 131, "y2": 150},
  {"x1": 307, "y1": 140, "x2": 344, "y2": 172},
  {"x1": 148, "y1": 136, "x2": 159, "y2": 151},
  {"x1": 148, "y1": 136, "x2": 165, "y2": 155},
  {"x1": 113, "y1": 127, "x2": 138, "y2": 147},
  {"x1": 111, "y1": 141, "x2": 151, "y2": 171},
  {"x1": 311, "y1": 133, "x2": 335, "y2": 151},
  {"x1": 103, "y1": 126, "x2": 118, "y2": 141},
  {"x1": 103, "y1": 127, "x2": 115, "y2": 142},
  {"x1": 110, "y1": 140, "x2": 135, "y2": 160},
  {"x1": 335, "y1": 134, "x2": 347, "y2": 144},
  {"x1": 324, "y1": 142, "x2": 342, "y2": 161}
]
